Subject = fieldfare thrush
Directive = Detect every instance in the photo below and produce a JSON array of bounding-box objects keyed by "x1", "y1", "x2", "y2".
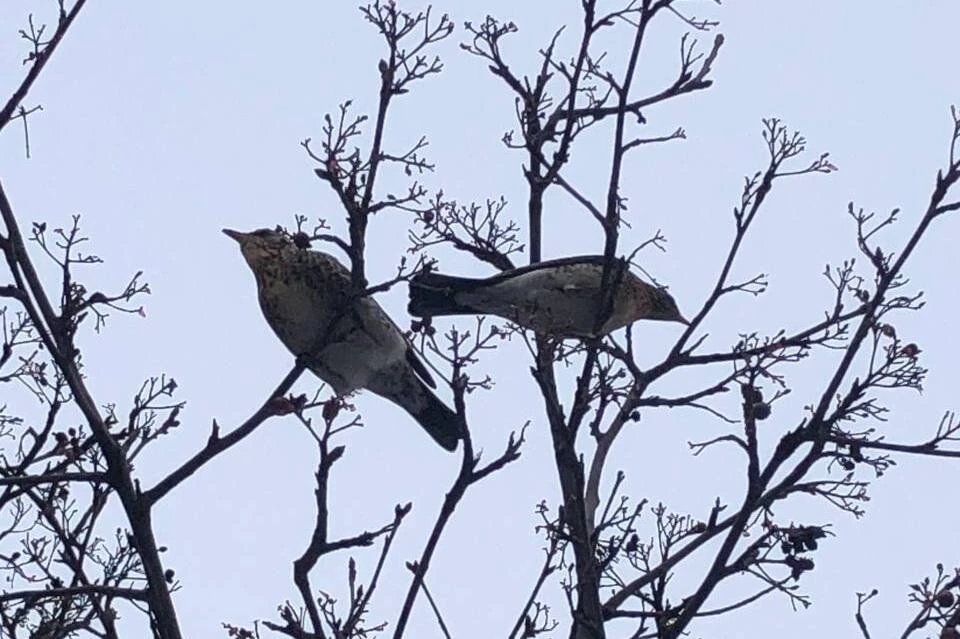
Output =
[
  {"x1": 225, "y1": 228, "x2": 460, "y2": 451},
  {"x1": 408, "y1": 255, "x2": 687, "y2": 338}
]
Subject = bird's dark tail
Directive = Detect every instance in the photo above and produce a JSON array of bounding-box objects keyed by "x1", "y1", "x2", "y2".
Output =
[
  {"x1": 408, "y1": 271, "x2": 486, "y2": 318},
  {"x1": 409, "y1": 389, "x2": 461, "y2": 452},
  {"x1": 370, "y1": 362, "x2": 462, "y2": 452}
]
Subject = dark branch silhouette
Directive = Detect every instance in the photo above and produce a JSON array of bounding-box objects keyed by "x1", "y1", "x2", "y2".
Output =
[{"x1": 2, "y1": 2, "x2": 959, "y2": 639}]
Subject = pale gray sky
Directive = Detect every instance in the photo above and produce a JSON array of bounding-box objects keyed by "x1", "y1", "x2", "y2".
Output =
[{"x1": 2, "y1": 1, "x2": 959, "y2": 637}]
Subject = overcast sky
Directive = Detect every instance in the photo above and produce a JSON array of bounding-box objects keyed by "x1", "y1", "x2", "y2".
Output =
[{"x1": 2, "y1": 1, "x2": 959, "y2": 637}]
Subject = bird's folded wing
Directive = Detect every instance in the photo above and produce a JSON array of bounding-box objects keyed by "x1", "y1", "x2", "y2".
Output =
[
  {"x1": 405, "y1": 346, "x2": 437, "y2": 389},
  {"x1": 375, "y1": 295, "x2": 438, "y2": 390}
]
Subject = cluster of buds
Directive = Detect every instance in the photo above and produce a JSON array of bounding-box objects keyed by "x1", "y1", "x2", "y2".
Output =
[
  {"x1": 410, "y1": 315, "x2": 436, "y2": 337},
  {"x1": 784, "y1": 554, "x2": 815, "y2": 580},
  {"x1": 838, "y1": 443, "x2": 864, "y2": 471},
  {"x1": 780, "y1": 525, "x2": 826, "y2": 555},
  {"x1": 876, "y1": 322, "x2": 921, "y2": 359},
  {"x1": 774, "y1": 524, "x2": 826, "y2": 580},
  {"x1": 321, "y1": 396, "x2": 342, "y2": 423},
  {"x1": 52, "y1": 428, "x2": 83, "y2": 461}
]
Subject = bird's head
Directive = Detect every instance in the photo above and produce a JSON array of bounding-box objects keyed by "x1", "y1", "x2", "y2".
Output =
[
  {"x1": 222, "y1": 227, "x2": 293, "y2": 268},
  {"x1": 641, "y1": 285, "x2": 689, "y2": 325}
]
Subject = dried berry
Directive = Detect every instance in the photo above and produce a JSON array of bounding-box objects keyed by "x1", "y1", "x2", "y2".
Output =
[
  {"x1": 322, "y1": 398, "x2": 341, "y2": 423},
  {"x1": 266, "y1": 396, "x2": 297, "y2": 416},
  {"x1": 900, "y1": 343, "x2": 921, "y2": 358},
  {"x1": 752, "y1": 402, "x2": 771, "y2": 421},
  {"x1": 292, "y1": 232, "x2": 311, "y2": 249}
]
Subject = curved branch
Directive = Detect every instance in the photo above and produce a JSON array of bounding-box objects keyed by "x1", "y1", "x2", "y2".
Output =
[{"x1": 144, "y1": 362, "x2": 305, "y2": 505}]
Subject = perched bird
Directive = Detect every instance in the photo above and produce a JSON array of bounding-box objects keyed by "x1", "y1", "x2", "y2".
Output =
[
  {"x1": 408, "y1": 255, "x2": 688, "y2": 338},
  {"x1": 224, "y1": 227, "x2": 460, "y2": 451}
]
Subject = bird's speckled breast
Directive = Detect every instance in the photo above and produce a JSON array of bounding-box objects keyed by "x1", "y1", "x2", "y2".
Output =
[{"x1": 252, "y1": 249, "x2": 407, "y2": 393}]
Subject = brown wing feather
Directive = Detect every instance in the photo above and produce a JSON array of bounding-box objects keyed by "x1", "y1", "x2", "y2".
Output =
[
  {"x1": 405, "y1": 347, "x2": 437, "y2": 389},
  {"x1": 302, "y1": 247, "x2": 438, "y2": 388}
]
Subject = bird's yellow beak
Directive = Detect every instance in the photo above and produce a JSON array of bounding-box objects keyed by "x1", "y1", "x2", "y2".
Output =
[{"x1": 222, "y1": 228, "x2": 246, "y2": 243}]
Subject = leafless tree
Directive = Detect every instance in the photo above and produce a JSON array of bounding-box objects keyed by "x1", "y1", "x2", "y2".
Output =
[{"x1": 2, "y1": 2, "x2": 959, "y2": 639}]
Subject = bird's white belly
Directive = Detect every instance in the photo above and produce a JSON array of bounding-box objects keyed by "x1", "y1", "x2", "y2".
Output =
[{"x1": 261, "y1": 281, "x2": 406, "y2": 394}]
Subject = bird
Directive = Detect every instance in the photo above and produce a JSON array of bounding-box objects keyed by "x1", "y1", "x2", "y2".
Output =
[
  {"x1": 408, "y1": 255, "x2": 688, "y2": 338},
  {"x1": 223, "y1": 227, "x2": 460, "y2": 452}
]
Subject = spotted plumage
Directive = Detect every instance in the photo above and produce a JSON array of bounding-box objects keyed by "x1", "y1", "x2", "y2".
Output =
[
  {"x1": 224, "y1": 228, "x2": 459, "y2": 451},
  {"x1": 408, "y1": 255, "x2": 687, "y2": 338}
]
